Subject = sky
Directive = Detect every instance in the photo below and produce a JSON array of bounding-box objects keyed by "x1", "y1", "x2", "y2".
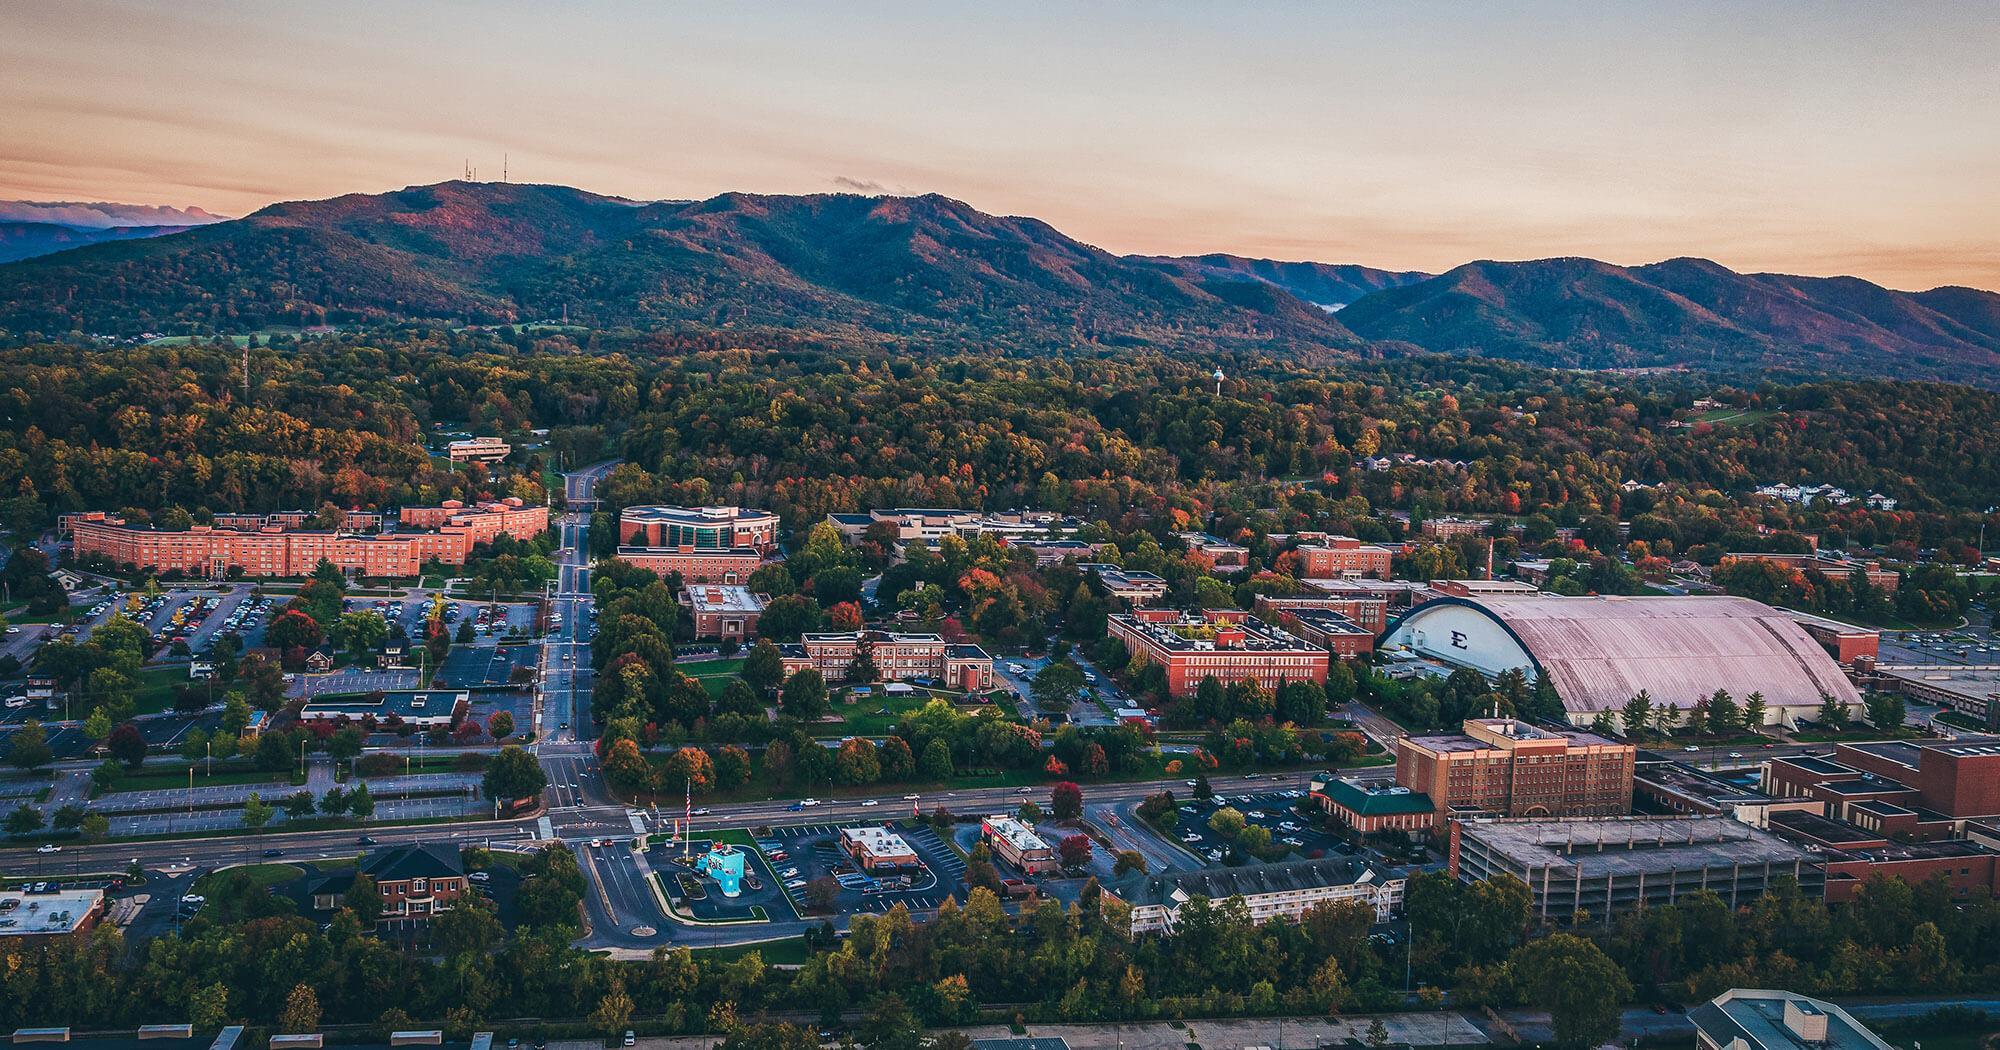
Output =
[{"x1": 3, "y1": 1, "x2": 1998, "y2": 291}]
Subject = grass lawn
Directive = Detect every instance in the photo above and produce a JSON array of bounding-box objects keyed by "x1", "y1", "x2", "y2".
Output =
[
  {"x1": 131, "y1": 666, "x2": 188, "y2": 716},
  {"x1": 682, "y1": 658, "x2": 746, "y2": 699},
  {"x1": 1693, "y1": 407, "x2": 1778, "y2": 426},
  {"x1": 688, "y1": 936, "x2": 810, "y2": 966},
  {"x1": 0, "y1": 600, "x2": 75, "y2": 625},
  {"x1": 820, "y1": 689, "x2": 998, "y2": 737},
  {"x1": 101, "y1": 763, "x2": 293, "y2": 794},
  {"x1": 194, "y1": 862, "x2": 302, "y2": 895}
]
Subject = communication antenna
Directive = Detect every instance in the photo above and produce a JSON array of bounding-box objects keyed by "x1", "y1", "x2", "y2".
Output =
[
  {"x1": 503, "y1": 153, "x2": 508, "y2": 183},
  {"x1": 463, "y1": 158, "x2": 472, "y2": 181}
]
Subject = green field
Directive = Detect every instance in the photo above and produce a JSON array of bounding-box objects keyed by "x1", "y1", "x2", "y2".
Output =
[
  {"x1": 132, "y1": 665, "x2": 193, "y2": 716},
  {"x1": 194, "y1": 862, "x2": 302, "y2": 895},
  {"x1": 822, "y1": 688, "x2": 999, "y2": 737},
  {"x1": 1693, "y1": 407, "x2": 1778, "y2": 427},
  {"x1": 100, "y1": 762, "x2": 293, "y2": 794},
  {"x1": 682, "y1": 659, "x2": 747, "y2": 699},
  {"x1": 688, "y1": 936, "x2": 810, "y2": 966}
]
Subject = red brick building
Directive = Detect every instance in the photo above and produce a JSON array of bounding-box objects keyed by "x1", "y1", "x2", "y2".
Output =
[
  {"x1": 780, "y1": 630, "x2": 995, "y2": 691},
  {"x1": 64, "y1": 500, "x2": 546, "y2": 578},
  {"x1": 309, "y1": 843, "x2": 468, "y2": 924},
  {"x1": 1395, "y1": 718, "x2": 1635, "y2": 825},
  {"x1": 1764, "y1": 738, "x2": 2000, "y2": 834},
  {"x1": 614, "y1": 505, "x2": 778, "y2": 583},
  {"x1": 1270, "y1": 608, "x2": 1376, "y2": 657},
  {"x1": 1293, "y1": 537, "x2": 1395, "y2": 580},
  {"x1": 1253, "y1": 594, "x2": 1390, "y2": 633},
  {"x1": 1106, "y1": 609, "x2": 1330, "y2": 697},
  {"x1": 682, "y1": 585, "x2": 768, "y2": 641}
]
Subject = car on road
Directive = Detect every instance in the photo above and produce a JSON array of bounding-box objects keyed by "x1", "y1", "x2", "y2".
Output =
[
  {"x1": 1728, "y1": 751, "x2": 1744, "y2": 759},
  {"x1": 861, "y1": 799, "x2": 878, "y2": 806},
  {"x1": 36, "y1": 844, "x2": 59, "y2": 854},
  {"x1": 787, "y1": 802, "x2": 804, "y2": 812},
  {"x1": 903, "y1": 794, "x2": 920, "y2": 800},
  {"x1": 469, "y1": 871, "x2": 491, "y2": 882},
  {"x1": 262, "y1": 849, "x2": 284, "y2": 857},
  {"x1": 1684, "y1": 745, "x2": 1699, "y2": 752},
  {"x1": 801, "y1": 798, "x2": 821, "y2": 807},
  {"x1": 692, "y1": 807, "x2": 710, "y2": 816},
  {"x1": 357, "y1": 835, "x2": 377, "y2": 845}
]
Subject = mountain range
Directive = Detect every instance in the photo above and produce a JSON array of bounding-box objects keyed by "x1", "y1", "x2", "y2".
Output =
[{"x1": 0, "y1": 180, "x2": 1997, "y2": 384}]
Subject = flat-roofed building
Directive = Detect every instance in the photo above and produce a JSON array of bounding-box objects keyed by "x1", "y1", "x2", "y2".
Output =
[
  {"x1": 1106, "y1": 610, "x2": 1330, "y2": 698},
  {"x1": 0, "y1": 887, "x2": 105, "y2": 943},
  {"x1": 1449, "y1": 816, "x2": 1824, "y2": 921},
  {"x1": 1420, "y1": 517, "x2": 1491, "y2": 539},
  {"x1": 1176, "y1": 531, "x2": 1249, "y2": 568},
  {"x1": 1106, "y1": 855, "x2": 1403, "y2": 933},
  {"x1": 827, "y1": 508, "x2": 1077, "y2": 546},
  {"x1": 1293, "y1": 537, "x2": 1394, "y2": 580},
  {"x1": 1777, "y1": 609, "x2": 1881, "y2": 664},
  {"x1": 1764, "y1": 811, "x2": 2000, "y2": 902},
  {"x1": 779, "y1": 631, "x2": 994, "y2": 692},
  {"x1": 1633, "y1": 758, "x2": 1821, "y2": 828},
  {"x1": 65, "y1": 501, "x2": 546, "y2": 579},
  {"x1": 445, "y1": 436, "x2": 511, "y2": 463},
  {"x1": 981, "y1": 815, "x2": 1059, "y2": 874},
  {"x1": 1252, "y1": 594, "x2": 1390, "y2": 633},
  {"x1": 1270, "y1": 607, "x2": 1375, "y2": 658},
  {"x1": 298, "y1": 690, "x2": 468, "y2": 730},
  {"x1": 681, "y1": 585, "x2": 768, "y2": 641},
  {"x1": 615, "y1": 505, "x2": 778, "y2": 583},
  {"x1": 839, "y1": 826, "x2": 920, "y2": 872},
  {"x1": 1763, "y1": 736, "x2": 2000, "y2": 829},
  {"x1": 1298, "y1": 577, "x2": 1434, "y2": 608},
  {"x1": 1397, "y1": 718, "x2": 1634, "y2": 825},
  {"x1": 1721, "y1": 551, "x2": 1899, "y2": 593},
  {"x1": 1692, "y1": 988, "x2": 1893, "y2": 1050},
  {"x1": 1005, "y1": 538, "x2": 1108, "y2": 566},
  {"x1": 1078, "y1": 563, "x2": 1170, "y2": 605}
]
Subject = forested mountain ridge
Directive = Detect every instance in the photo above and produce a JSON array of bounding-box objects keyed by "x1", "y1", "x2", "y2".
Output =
[
  {"x1": 1338, "y1": 256, "x2": 2000, "y2": 378},
  {"x1": 0, "y1": 220, "x2": 201, "y2": 264},
  {"x1": 2, "y1": 180, "x2": 1998, "y2": 384},
  {"x1": 0, "y1": 181, "x2": 1361, "y2": 353}
]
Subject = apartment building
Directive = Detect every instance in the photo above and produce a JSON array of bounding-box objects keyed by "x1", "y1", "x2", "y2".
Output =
[
  {"x1": 615, "y1": 505, "x2": 778, "y2": 583},
  {"x1": 64, "y1": 500, "x2": 547, "y2": 578},
  {"x1": 1105, "y1": 609, "x2": 1330, "y2": 697},
  {"x1": 445, "y1": 436, "x2": 511, "y2": 463},
  {"x1": 1107, "y1": 856, "x2": 1403, "y2": 933},
  {"x1": 1293, "y1": 536, "x2": 1394, "y2": 580},
  {"x1": 1394, "y1": 718, "x2": 1635, "y2": 825},
  {"x1": 779, "y1": 630, "x2": 995, "y2": 691}
]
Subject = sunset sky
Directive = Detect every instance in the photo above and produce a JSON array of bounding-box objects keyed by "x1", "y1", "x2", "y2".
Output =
[{"x1": 4, "y1": 1, "x2": 1998, "y2": 290}]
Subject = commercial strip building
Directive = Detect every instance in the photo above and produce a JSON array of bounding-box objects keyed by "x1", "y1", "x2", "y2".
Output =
[
  {"x1": 681, "y1": 585, "x2": 768, "y2": 641},
  {"x1": 779, "y1": 630, "x2": 995, "y2": 692},
  {"x1": 839, "y1": 826, "x2": 921, "y2": 872},
  {"x1": 1293, "y1": 536, "x2": 1395, "y2": 580},
  {"x1": 1252, "y1": 594, "x2": 1389, "y2": 633},
  {"x1": 445, "y1": 436, "x2": 511, "y2": 463},
  {"x1": 298, "y1": 690, "x2": 470, "y2": 730},
  {"x1": 614, "y1": 505, "x2": 778, "y2": 583},
  {"x1": 1691, "y1": 988, "x2": 1893, "y2": 1050},
  {"x1": 1106, "y1": 609, "x2": 1330, "y2": 698},
  {"x1": 1106, "y1": 855, "x2": 1404, "y2": 933},
  {"x1": 980, "y1": 815, "x2": 1059, "y2": 874},
  {"x1": 1384, "y1": 593, "x2": 1862, "y2": 729},
  {"x1": 63, "y1": 500, "x2": 547, "y2": 578},
  {"x1": 1448, "y1": 816, "x2": 1824, "y2": 921},
  {"x1": 1395, "y1": 718, "x2": 1635, "y2": 824},
  {"x1": 1078, "y1": 563, "x2": 1170, "y2": 605},
  {"x1": 0, "y1": 887, "x2": 106, "y2": 943}
]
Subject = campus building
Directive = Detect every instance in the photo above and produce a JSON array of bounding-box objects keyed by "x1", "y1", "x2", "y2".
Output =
[
  {"x1": 213, "y1": 509, "x2": 383, "y2": 532},
  {"x1": 1077, "y1": 563, "x2": 1170, "y2": 605},
  {"x1": 1106, "y1": 609, "x2": 1331, "y2": 698},
  {"x1": 1448, "y1": 816, "x2": 1823, "y2": 921},
  {"x1": 825, "y1": 508, "x2": 1077, "y2": 546},
  {"x1": 1632, "y1": 758, "x2": 1821, "y2": 828},
  {"x1": 1005, "y1": 538, "x2": 1109, "y2": 566},
  {"x1": 1764, "y1": 811, "x2": 2000, "y2": 902},
  {"x1": 1293, "y1": 536, "x2": 1394, "y2": 580},
  {"x1": 839, "y1": 826, "x2": 921, "y2": 872},
  {"x1": 1763, "y1": 737, "x2": 2000, "y2": 833},
  {"x1": 1269, "y1": 607, "x2": 1375, "y2": 657},
  {"x1": 63, "y1": 500, "x2": 547, "y2": 578},
  {"x1": 1394, "y1": 718, "x2": 1635, "y2": 825},
  {"x1": 779, "y1": 630, "x2": 995, "y2": 691},
  {"x1": 614, "y1": 505, "x2": 778, "y2": 583},
  {"x1": 1107, "y1": 855, "x2": 1404, "y2": 933},
  {"x1": 1420, "y1": 516, "x2": 1491, "y2": 539},
  {"x1": 445, "y1": 436, "x2": 511, "y2": 463},
  {"x1": 1721, "y1": 551, "x2": 1900, "y2": 593},
  {"x1": 1176, "y1": 531, "x2": 1249, "y2": 568},
  {"x1": 1692, "y1": 988, "x2": 1894, "y2": 1050},
  {"x1": 981, "y1": 815, "x2": 1059, "y2": 875},
  {"x1": 1779, "y1": 610, "x2": 1881, "y2": 665},
  {"x1": 681, "y1": 585, "x2": 768, "y2": 641},
  {"x1": 1252, "y1": 594, "x2": 1390, "y2": 633},
  {"x1": 1384, "y1": 593, "x2": 1862, "y2": 729}
]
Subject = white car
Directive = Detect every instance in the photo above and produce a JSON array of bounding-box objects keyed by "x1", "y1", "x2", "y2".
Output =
[
  {"x1": 801, "y1": 799, "x2": 821, "y2": 807},
  {"x1": 36, "y1": 844, "x2": 60, "y2": 854},
  {"x1": 903, "y1": 794, "x2": 920, "y2": 801},
  {"x1": 861, "y1": 799, "x2": 879, "y2": 807},
  {"x1": 785, "y1": 879, "x2": 807, "y2": 889}
]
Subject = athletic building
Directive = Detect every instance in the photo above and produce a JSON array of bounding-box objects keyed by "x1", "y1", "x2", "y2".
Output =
[{"x1": 1384, "y1": 593, "x2": 1861, "y2": 729}]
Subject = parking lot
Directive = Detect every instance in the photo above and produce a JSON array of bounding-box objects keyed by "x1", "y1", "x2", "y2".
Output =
[
  {"x1": 746, "y1": 819, "x2": 968, "y2": 915},
  {"x1": 1152, "y1": 788, "x2": 1352, "y2": 866},
  {"x1": 1878, "y1": 621, "x2": 2000, "y2": 666},
  {"x1": 436, "y1": 643, "x2": 539, "y2": 690}
]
